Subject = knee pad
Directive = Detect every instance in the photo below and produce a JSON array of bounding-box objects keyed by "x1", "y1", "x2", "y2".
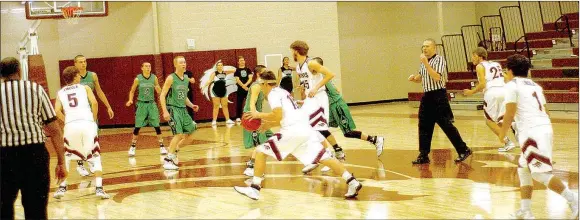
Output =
[
  {"x1": 344, "y1": 131, "x2": 362, "y2": 139},
  {"x1": 133, "y1": 127, "x2": 141, "y2": 135},
  {"x1": 154, "y1": 127, "x2": 162, "y2": 135},
  {"x1": 318, "y1": 130, "x2": 331, "y2": 139},
  {"x1": 518, "y1": 167, "x2": 533, "y2": 187},
  {"x1": 531, "y1": 172, "x2": 554, "y2": 186}
]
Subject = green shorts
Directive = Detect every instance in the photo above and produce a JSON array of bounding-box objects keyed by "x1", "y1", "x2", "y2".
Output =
[
  {"x1": 242, "y1": 128, "x2": 274, "y2": 149},
  {"x1": 168, "y1": 106, "x2": 197, "y2": 135},
  {"x1": 328, "y1": 99, "x2": 357, "y2": 134},
  {"x1": 135, "y1": 101, "x2": 161, "y2": 128}
]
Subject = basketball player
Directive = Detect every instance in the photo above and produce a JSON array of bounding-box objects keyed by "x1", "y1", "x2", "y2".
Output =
[
  {"x1": 463, "y1": 47, "x2": 516, "y2": 152},
  {"x1": 125, "y1": 62, "x2": 167, "y2": 156},
  {"x1": 302, "y1": 57, "x2": 385, "y2": 173},
  {"x1": 278, "y1": 56, "x2": 295, "y2": 94},
  {"x1": 202, "y1": 61, "x2": 235, "y2": 126},
  {"x1": 498, "y1": 54, "x2": 578, "y2": 219},
  {"x1": 160, "y1": 56, "x2": 200, "y2": 170},
  {"x1": 290, "y1": 41, "x2": 383, "y2": 174},
  {"x1": 53, "y1": 66, "x2": 109, "y2": 199},
  {"x1": 242, "y1": 65, "x2": 273, "y2": 177},
  {"x1": 233, "y1": 70, "x2": 362, "y2": 200},
  {"x1": 73, "y1": 55, "x2": 114, "y2": 177}
]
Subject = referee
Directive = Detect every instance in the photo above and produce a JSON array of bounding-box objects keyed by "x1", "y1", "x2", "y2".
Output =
[
  {"x1": 408, "y1": 39, "x2": 472, "y2": 164},
  {"x1": 0, "y1": 57, "x2": 67, "y2": 219}
]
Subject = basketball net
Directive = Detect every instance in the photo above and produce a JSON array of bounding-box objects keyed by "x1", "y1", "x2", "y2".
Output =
[{"x1": 61, "y1": 6, "x2": 83, "y2": 24}]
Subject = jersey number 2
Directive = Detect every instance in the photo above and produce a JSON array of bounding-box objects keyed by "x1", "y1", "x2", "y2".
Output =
[
  {"x1": 490, "y1": 67, "x2": 502, "y2": 79},
  {"x1": 68, "y1": 93, "x2": 78, "y2": 107}
]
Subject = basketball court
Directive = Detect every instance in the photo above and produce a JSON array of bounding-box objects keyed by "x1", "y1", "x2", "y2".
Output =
[{"x1": 3, "y1": 1, "x2": 579, "y2": 219}]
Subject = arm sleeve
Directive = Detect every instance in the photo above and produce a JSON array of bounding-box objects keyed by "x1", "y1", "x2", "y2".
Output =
[{"x1": 434, "y1": 56, "x2": 446, "y2": 75}]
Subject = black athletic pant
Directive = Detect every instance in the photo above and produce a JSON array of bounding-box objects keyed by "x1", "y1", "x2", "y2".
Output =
[
  {"x1": 418, "y1": 89, "x2": 468, "y2": 156},
  {"x1": 1, "y1": 143, "x2": 50, "y2": 219},
  {"x1": 236, "y1": 88, "x2": 248, "y2": 119}
]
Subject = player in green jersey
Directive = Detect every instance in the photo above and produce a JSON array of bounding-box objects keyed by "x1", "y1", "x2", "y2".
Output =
[
  {"x1": 159, "y1": 56, "x2": 200, "y2": 170},
  {"x1": 126, "y1": 62, "x2": 166, "y2": 157}
]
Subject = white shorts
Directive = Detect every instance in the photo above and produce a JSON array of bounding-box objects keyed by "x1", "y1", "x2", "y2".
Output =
[
  {"x1": 257, "y1": 124, "x2": 331, "y2": 165},
  {"x1": 517, "y1": 125, "x2": 553, "y2": 173},
  {"x1": 483, "y1": 87, "x2": 506, "y2": 123},
  {"x1": 64, "y1": 120, "x2": 101, "y2": 168},
  {"x1": 301, "y1": 92, "x2": 330, "y2": 131}
]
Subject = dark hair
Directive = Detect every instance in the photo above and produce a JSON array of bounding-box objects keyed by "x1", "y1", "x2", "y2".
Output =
[
  {"x1": 237, "y1": 56, "x2": 245, "y2": 61},
  {"x1": 283, "y1": 57, "x2": 289, "y2": 62},
  {"x1": 74, "y1": 55, "x2": 85, "y2": 63},
  {"x1": 142, "y1": 62, "x2": 151, "y2": 67},
  {"x1": 312, "y1": 57, "x2": 323, "y2": 66},
  {"x1": 62, "y1": 66, "x2": 80, "y2": 84},
  {"x1": 0, "y1": 57, "x2": 20, "y2": 78},
  {"x1": 506, "y1": 54, "x2": 530, "y2": 77},
  {"x1": 260, "y1": 70, "x2": 277, "y2": 86},
  {"x1": 254, "y1": 65, "x2": 266, "y2": 74},
  {"x1": 290, "y1": 40, "x2": 309, "y2": 56}
]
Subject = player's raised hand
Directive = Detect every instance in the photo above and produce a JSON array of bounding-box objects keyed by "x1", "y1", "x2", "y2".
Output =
[
  {"x1": 107, "y1": 108, "x2": 114, "y2": 119},
  {"x1": 307, "y1": 90, "x2": 316, "y2": 98},
  {"x1": 125, "y1": 100, "x2": 133, "y2": 107}
]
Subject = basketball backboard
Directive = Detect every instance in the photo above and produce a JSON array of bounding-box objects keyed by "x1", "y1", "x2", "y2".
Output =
[{"x1": 25, "y1": 1, "x2": 108, "y2": 19}]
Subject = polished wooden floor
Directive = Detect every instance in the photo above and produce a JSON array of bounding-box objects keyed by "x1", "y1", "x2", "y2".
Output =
[{"x1": 11, "y1": 103, "x2": 579, "y2": 219}]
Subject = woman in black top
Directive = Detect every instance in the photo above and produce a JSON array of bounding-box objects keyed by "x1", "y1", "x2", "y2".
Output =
[
  {"x1": 277, "y1": 57, "x2": 295, "y2": 94},
  {"x1": 202, "y1": 61, "x2": 235, "y2": 126}
]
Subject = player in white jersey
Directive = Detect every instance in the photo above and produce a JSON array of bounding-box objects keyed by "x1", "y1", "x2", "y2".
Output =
[
  {"x1": 498, "y1": 54, "x2": 577, "y2": 219},
  {"x1": 233, "y1": 70, "x2": 362, "y2": 200},
  {"x1": 463, "y1": 47, "x2": 516, "y2": 152},
  {"x1": 290, "y1": 40, "x2": 381, "y2": 174},
  {"x1": 53, "y1": 66, "x2": 110, "y2": 199}
]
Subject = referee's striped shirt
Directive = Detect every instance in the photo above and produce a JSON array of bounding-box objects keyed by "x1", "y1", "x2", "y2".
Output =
[
  {"x1": 419, "y1": 54, "x2": 448, "y2": 92},
  {"x1": 1, "y1": 79, "x2": 57, "y2": 147}
]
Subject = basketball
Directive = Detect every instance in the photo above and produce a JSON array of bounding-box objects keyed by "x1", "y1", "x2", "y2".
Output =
[{"x1": 241, "y1": 118, "x2": 261, "y2": 131}]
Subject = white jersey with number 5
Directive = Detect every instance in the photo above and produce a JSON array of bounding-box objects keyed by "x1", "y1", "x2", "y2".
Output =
[
  {"x1": 481, "y1": 61, "x2": 505, "y2": 91},
  {"x1": 504, "y1": 77, "x2": 550, "y2": 132},
  {"x1": 297, "y1": 58, "x2": 326, "y2": 95},
  {"x1": 57, "y1": 84, "x2": 94, "y2": 124},
  {"x1": 267, "y1": 87, "x2": 307, "y2": 128}
]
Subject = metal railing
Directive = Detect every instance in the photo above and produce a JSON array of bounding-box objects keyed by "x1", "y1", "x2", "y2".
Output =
[
  {"x1": 441, "y1": 34, "x2": 468, "y2": 72},
  {"x1": 441, "y1": 1, "x2": 578, "y2": 74}
]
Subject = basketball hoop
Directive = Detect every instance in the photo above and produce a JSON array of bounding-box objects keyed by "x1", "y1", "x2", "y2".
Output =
[{"x1": 61, "y1": 6, "x2": 83, "y2": 24}]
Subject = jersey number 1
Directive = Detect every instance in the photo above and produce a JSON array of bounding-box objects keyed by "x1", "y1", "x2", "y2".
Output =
[
  {"x1": 67, "y1": 93, "x2": 78, "y2": 107},
  {"x1": 532, "y1": 91, "x2": 543, "y2": 111}
]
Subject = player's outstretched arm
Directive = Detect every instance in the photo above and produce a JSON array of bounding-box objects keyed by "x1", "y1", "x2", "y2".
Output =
[
  {"x1": 126, "y1": 78, "x2": 139, "y2": 106},
  {"x1": 160, "y1": 75, "x2": 173, "y2": 120},
  {"x1": 92, "y1": 73, "x2": 114, "y2": 118},
  {"x1": 85, "y1": 85, "x2": 99, "y2": 121}
]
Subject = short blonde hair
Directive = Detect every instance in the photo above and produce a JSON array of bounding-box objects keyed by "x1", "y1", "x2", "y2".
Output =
[{"x1": 472, "y1": 47, "x2": 488, "y2": 60}]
